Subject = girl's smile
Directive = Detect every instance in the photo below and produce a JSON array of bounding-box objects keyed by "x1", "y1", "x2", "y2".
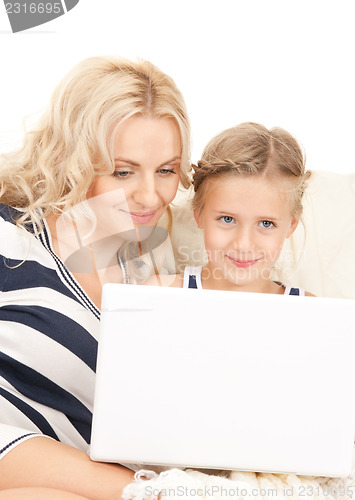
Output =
[
  {"x1": 226, "y1": 255, "x2": 261, "y2": 268},
  {"x1": 194, "y1": 175, "x2": 299, "y2": 293}
]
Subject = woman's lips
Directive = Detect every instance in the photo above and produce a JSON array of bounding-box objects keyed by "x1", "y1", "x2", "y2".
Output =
[
  {"x1": 227, "y1": 255, "x2": 260, "y2": 268},
  {"x1": 120, "y1": 210, "x2": 157, "y2": 224}
]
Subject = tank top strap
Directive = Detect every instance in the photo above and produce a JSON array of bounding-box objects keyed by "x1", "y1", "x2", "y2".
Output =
[
  {"x1": 183, "y1": 266, "x2": 203, "y2": 289},
  {"x1": 283, "y1": 284, "x2": 305, "y2": 296}
]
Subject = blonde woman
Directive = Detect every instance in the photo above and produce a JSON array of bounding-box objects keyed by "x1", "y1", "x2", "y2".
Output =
[{"x1": 0, "y1": 56, "x2": 191, "y2": 499}]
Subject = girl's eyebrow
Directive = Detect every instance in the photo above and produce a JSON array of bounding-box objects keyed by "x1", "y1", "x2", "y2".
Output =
[
  {"x1": 114, "y1": 156, "x2": 181, "y2": 168},
  {"x1": 213, "y1": 210, "x2": 281, "y2": 220},
  {"x1": 214, "y1": 210, "x2": 239, "y2": 217}
]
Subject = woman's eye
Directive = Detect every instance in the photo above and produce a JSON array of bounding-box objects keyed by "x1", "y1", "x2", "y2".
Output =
[
  {"x1": 113, "y1": 170, "x2": 132, "y2": 178},
  {"x1": 158, "y1": 168, "x2": 176, "y2": 175},
  {"x1": 259, "y1": 220, "x2": 274, "y2": 229},
  {"x1": 220, "y1": 216, "x2": 235, "y2": 224}
]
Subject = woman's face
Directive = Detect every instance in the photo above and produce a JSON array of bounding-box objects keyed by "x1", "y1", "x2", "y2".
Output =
[{"x1": 87, "y1": 115, "x2": 182, "y2": 239}]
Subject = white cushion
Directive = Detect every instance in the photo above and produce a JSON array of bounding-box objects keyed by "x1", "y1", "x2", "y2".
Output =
[{"x1": 167, "y1": 171, "x2": 355, "y2": 299}]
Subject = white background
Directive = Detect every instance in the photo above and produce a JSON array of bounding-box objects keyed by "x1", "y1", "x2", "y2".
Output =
[{"x1": 0, "y1": 0, "x2": 354, "y2": 174}]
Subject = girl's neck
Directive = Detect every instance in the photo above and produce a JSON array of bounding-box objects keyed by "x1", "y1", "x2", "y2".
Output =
[{"x1": 201, "y1": 264, "x2": 284, "y2": 295}]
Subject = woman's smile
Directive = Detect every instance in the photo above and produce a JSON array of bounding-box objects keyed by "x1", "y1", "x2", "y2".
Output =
[
  {"x1": 119, "y1": 209, "x2": 158, "y2": 225},
  {"x1": 87, "y1": 115, "x2": 182, "y2": 235}
]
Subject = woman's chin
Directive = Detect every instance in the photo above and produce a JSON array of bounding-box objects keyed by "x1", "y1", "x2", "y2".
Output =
[{"x1": 120, "y1": 225, "x2": 156, "y2": 243}]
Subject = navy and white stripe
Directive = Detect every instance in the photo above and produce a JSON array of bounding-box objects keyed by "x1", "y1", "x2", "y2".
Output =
[
  {"x1": 183, "y1": 265, "x2": 305, "y2": 295},
  {"x1": 0, "y1": 204, "x2": 100, "y2": 459}
]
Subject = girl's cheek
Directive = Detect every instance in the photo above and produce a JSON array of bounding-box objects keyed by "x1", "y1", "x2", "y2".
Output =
[{"x1": 207, "y1": 232, "x2": 231, "y2": 250}]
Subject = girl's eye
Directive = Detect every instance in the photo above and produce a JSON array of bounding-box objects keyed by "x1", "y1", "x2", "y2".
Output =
[
  {"x1": 220, "y1": 216, "x2": 235, "y2": 224},
  {"x1": 259, "y1": 220, "x2": 274, "y2": 229}
]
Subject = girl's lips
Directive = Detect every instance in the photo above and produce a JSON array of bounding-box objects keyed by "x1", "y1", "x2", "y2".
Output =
[
  {"x1": 120, "y1": 210, "x2": 157, "y2": 224},
  {"x1": 227, "y1": 255, "x2": 260, "y2": 268}
]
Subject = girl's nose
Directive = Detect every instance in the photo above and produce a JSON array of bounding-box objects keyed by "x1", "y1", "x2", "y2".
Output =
[{"x1": 233, "y1": 226, "x2": 254, "y2": 253}]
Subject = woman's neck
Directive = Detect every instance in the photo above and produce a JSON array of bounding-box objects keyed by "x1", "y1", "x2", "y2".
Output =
[{"x1": 45, "y1": 213, "x2": 125, "y2": 309}]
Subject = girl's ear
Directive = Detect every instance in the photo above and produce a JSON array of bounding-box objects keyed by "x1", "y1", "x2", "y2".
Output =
[
  {"x1": 194, "y1": 208, "x2": 203, "y2": 229},
  {"x1": 286, "y1": 217, "x2": 299, "y2": 238}
]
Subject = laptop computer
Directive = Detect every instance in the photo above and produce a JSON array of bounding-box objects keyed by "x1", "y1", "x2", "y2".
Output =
[{"x1": 90, "y1": 283, "x2": 355, "y2": 477}]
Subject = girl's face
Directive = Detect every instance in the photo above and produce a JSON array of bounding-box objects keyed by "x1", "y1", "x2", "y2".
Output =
[
  {"x1": 87, "y1": 115, "x2": 181, "y2": 240},
  {"x1": 194, "y1": 175, "x2": 299, "y2": 293}
]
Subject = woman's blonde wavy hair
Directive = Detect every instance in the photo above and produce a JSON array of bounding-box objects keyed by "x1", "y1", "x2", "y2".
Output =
[
  {"x1": 0, "y1": 56, "x2": 191, "y2": 230},
  {"x1": 192, "y1": 122, "x2": 310, "y2": 218}
]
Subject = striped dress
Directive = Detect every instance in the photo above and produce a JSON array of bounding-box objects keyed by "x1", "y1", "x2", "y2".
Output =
[{"x1": 0, "y1": 203, "x2": 100, "y2": 459}]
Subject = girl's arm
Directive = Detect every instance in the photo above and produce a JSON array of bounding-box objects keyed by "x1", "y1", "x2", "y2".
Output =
[{"x1": 0, "y1": 437, "x2": 134, "y2": 500}]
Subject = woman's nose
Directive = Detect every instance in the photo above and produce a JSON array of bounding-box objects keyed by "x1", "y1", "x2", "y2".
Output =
[{"x1": 133, "y1": 176, "x2": 160, "y2": 208}]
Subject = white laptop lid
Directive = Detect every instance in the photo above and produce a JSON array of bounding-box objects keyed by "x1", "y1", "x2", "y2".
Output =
[{"x1": 91, "y1": 284, "x2": 355, "y2": 477}]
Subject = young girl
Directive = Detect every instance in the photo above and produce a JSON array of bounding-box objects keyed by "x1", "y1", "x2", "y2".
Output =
[{"x1": 149, "y1": 122, "x2": 314, "y2": 296}]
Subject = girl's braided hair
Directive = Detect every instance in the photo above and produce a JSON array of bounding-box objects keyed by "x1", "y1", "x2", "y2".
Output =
[{"x1": 192, "y1": 122, "x2": 310, "y2": 218}]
